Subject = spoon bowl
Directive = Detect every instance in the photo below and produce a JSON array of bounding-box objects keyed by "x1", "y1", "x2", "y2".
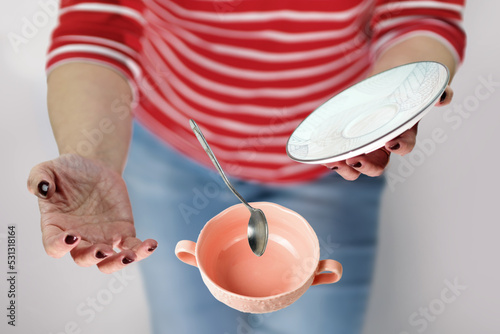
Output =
[{"x1": 247, "y1": 208, "x2": 269, "y2": 256}]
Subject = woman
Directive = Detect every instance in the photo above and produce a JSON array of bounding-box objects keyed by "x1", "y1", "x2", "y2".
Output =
[{"x1": 28, "y1": 0, "x2": 465, "y2": 333}]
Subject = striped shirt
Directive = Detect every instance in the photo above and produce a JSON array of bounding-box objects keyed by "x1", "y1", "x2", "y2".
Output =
[{"x1": 47, "y1": 0, "x2": 466, "y2": 183}]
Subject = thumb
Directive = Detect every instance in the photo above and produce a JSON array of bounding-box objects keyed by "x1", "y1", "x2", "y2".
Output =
[
  {"x1": 27, "y1": 161, "x2": 56, "y2": 199},
  {"x1": 436, "y1": 85, "x2": 454, "y2": 107}
]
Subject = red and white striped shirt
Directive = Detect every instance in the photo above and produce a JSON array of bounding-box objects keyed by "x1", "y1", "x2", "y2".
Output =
[{"x1": 47, "y1": 0, "x2": 466, "y2": 183}]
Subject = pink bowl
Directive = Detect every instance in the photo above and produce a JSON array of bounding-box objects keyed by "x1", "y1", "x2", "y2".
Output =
[{"x1": 175, "y1": 202, "x2": 342, "y2": 313}]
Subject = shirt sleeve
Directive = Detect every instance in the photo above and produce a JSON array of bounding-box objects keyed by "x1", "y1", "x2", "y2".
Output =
[
  {"x1": 370, "y1": 0, "x2": 466, "y2": 66},
  {"x1": 46, "y1": 0, "x2": 145, "y2": 100}
]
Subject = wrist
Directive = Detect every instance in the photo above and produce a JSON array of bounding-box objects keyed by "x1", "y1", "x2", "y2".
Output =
[
  {"x1": 58, "y1": 150, "x2": 126, "y2": 176},
  {"x1": 56, "y1": 119, "x2": 132, "y2": 175},
  {"x1": 369, "y1": 35, "x2": 457, "y2": 80}
]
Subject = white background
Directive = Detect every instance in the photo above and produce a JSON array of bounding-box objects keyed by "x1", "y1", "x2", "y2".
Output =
[{"x1": 1, "y1": 1, "x2": 498, "y2": 333}]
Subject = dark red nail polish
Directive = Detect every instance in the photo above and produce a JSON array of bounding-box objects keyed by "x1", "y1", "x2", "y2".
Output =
[
  {"x1": 440, "y1": 91, "x2": 447, "y2": 103},
  {"x1": 96, "y1": 251, "x2": 107, "y2": 259},
  {"x1": 148, "y1": 245, "x2": 158, "y2": 252},
  {"x1": 65, "y1": 235, "x2": 78, "y2": 245},
  {"x1": 390, "y1": 143, "x2": 400, "y2": 151},
  {"x1": 122, "y1": 257, "x2": 134, "y2": 264},
  {"x1": 38, "y1": 181, "x2": 49, "y2": 197},
  {"x1": 330, "y1": 166, "x2": 339, "y2": 170},
  {"x1": 350, "y1": 162, "x2": 362, "y2": 168}
]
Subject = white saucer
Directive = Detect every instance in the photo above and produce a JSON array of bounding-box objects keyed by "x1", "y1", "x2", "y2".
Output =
[{"x1": 286, "y1": 61, "x2": 449, "y2": 164}]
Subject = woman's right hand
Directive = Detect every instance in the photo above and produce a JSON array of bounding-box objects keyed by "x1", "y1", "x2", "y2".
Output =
[{"x1": 27, "y1": 154, "x2": 158, "y2": 274}]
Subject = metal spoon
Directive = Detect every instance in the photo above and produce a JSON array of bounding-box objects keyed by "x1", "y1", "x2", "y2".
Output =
[{"x1": 189, "y1": 119, "x2": 269, "y2": 256}]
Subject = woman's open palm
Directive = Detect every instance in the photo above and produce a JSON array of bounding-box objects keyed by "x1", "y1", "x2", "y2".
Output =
[{"x1": 28, "y1": 154, "x2": 157, "y2": 274}]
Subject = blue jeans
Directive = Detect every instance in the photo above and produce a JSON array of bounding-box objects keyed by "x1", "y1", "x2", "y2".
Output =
[{"x1": 123, "y1": 122, "x2": 385, "y2": 334}]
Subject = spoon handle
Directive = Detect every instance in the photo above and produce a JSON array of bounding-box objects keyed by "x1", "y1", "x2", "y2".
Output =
[{"x1": 189, "y1": 119, "x2": 253, "y2": 211}]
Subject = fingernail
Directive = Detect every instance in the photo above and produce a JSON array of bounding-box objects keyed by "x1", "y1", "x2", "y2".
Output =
[
  {"x1": 349, "y1": 162, "x2": 362, "y2": 168},
  {"x1": 122, "y1": 257, "x2": 134, "y2": 265},
  {"x1": 65, "y1": 235, "x2": 78, "y2": 245},
  {"x1": 389, "y1": 143, "x2": 400, "y2": 151},
  {"x1": 38, "y1": 181, "x2": 49, "y2": 197},
  {"x1": 95, "y1": 251, "x2": 107, "y2": 259},
  {"x1": 440, "y1": 91, "x2": 447, "y2": 103},
  {"x1": 330, "y1": 166, "x2": 338, "y2": 170}
]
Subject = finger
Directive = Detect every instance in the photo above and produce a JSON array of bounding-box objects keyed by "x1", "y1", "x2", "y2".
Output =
[
  {"x1": 41, "y1": 225, "x2": 81, "y2": 258},
  {"x1": 70, "y1": 240, "x2": 116, "y2": 267},
  {"x1": 435, "y1": 86, "x2": 454, "y2": 107},
  {"x1": 96, "y1": 251, "x2": 138, "y2": 274},
  {"x1": 385, "y1": 123, "x2": 418, "y2": 156},
  {"x1": 345, "y1": 149, "x2": 391, "y2": 177},
  {"x1": 324, "y1": 161, "x2": 361, "y2": 181},
  {"x1": 120, "y1": 237, "x2": 158, "y2": 261},
  {"x1": 27, "y1": 161, "x2": 56, "y2": 199}
]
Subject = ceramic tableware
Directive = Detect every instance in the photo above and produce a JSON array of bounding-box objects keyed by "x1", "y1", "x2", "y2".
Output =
[
  {"x1": 286, "y1": 61, "x2": 449, "y2": 164},
  {"x1": 175, "y1": 202, "x2": 342, "y2": 313}
]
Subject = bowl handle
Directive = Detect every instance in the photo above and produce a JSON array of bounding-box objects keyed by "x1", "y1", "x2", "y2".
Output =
[
  {"x1": 312, "y1": 259, "x2": 343, "y2": 286},
  {"x1": 175, "y1": 240, "x2": 197, "y2": 267}
]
